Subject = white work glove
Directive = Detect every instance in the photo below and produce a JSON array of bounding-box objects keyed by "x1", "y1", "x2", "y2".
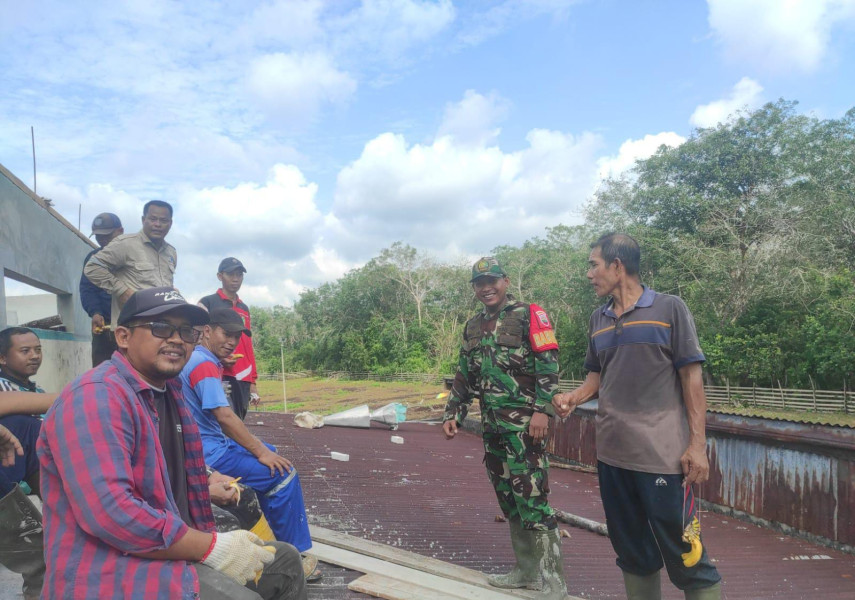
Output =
[{"x1": 201, "y1": 530, "x2": 276, "y2": 585}]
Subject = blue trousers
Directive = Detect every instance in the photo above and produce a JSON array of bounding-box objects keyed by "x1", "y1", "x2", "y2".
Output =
[
  {"x1": 211, "y1": 440, "x2": 312, "y2": 552},
  {"x1": 0, "y1": 415, "x2": 41, "y2": 497}
]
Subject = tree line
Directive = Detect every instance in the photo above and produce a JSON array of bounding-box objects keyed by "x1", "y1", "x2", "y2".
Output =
[{"x1": 250, "y1": 101, "x2": 855, "y2": 390}]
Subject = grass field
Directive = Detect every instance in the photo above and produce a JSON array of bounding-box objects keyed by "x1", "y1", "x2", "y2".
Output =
[
  {"x1": 253, "y1": 377, "x2": 855, "y2": 427},
  {"x1": 253, "y1": 377, "x2": 457, "y2": 419}
]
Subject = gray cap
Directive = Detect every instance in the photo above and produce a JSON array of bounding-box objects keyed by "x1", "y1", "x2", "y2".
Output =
[{"x1": 91, "y1": 212, "x2": 123, "y2": 235}]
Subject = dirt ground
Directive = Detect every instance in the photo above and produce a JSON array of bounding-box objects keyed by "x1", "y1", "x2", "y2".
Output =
[{"x1": 254, "y1": 377, "x2": 473, "y2": 420}]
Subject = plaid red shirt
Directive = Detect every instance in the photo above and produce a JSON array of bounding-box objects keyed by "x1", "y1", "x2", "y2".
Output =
[{"x1": 37, "y1": 351, "x2": 215, "y2": 599}]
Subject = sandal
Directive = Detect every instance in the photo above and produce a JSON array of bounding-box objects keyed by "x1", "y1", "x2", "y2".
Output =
[{"x1": 302, "y1": 554, "x2": 322, "y2": 582}]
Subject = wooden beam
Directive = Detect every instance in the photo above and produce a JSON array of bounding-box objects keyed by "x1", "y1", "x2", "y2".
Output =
[
  {"x1": 311, "y1": 525, "x2": 518, "y2": 593},
  {"x1": 312, "y1": 542, "x2": 532, "y2": 600},
  {"x1": 349, "y1": 573, "x2": 467, "y2": 600}
]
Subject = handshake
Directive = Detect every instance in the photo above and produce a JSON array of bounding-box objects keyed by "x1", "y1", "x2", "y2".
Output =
[
  {"x1": 551, "y1": 392, "x2": 579, "y2": 419},
  {"x1": 202, "y1": 530, "x2": 276, "y2": 585}
]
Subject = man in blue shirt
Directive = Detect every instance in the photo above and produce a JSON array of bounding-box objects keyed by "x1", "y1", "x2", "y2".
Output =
[
  {"x1": 80, "y1": 212, "x2": 124, "y2": 366},
  {"x1": 180, "y1": 309, "x2": 318, "y2": 581}
]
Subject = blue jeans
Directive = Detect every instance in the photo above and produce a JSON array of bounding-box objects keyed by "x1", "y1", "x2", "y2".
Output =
[{"x1": 211, "y1": 440, "x2": 312, "y2": 552}]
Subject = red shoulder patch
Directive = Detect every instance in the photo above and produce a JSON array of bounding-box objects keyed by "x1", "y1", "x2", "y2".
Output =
[{"x1": 529, "y1": 304, "x2": 559, "y2": 352}]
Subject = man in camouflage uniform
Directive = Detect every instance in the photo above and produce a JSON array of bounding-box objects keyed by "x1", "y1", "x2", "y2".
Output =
[{"x1": 442, "y1": 257, "x2": 569, "y2": 599}]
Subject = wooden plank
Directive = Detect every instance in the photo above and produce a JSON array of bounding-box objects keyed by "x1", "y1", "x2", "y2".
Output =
[
  {"x1": 349, "y1": 573, "x2": 471, "y2": 600},
  {"x1": 311, "y1": 542, "x2": 549, "y2": 600},
  {"x1": 310, "y1": 525, "x2": 542, "y2": 597}
]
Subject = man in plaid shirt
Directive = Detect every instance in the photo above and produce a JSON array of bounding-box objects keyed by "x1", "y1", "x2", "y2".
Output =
[{"x1": 37, "y1": 287, "x2": 306, "y2": 599}]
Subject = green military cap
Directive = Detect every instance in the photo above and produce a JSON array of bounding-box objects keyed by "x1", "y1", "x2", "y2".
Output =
[{"x1": 470, "y1": 256, "x2": 507, "y2": 282}]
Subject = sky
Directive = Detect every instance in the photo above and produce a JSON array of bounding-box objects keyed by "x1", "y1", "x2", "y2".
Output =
[{"x1": 2, "y1": 0, "x2": 854, "y2": 306}]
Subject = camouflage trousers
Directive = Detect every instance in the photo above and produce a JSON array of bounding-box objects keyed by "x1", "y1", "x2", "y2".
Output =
[{"x1": 483, "y1": 431, "x2": 557, "y2": 531}]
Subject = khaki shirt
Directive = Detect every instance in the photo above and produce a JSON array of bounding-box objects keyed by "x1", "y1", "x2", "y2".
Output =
[{"x1": 84, "y1": 231, "x2": 177, "y2": 327}]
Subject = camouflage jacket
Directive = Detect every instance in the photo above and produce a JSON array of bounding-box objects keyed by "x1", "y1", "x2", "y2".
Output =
[{"x1": 443, "y1": 299, "x2": 560, "y2": 434}]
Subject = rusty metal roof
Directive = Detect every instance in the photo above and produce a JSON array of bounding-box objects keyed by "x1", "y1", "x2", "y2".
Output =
[
  {"x1": 248, "y1": 413, "x2": 855, "y2": 600},
  {"x1": 708, "y1": 406, "x2": 855, "y2": 430}
]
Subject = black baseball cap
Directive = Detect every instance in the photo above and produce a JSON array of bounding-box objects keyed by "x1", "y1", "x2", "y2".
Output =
[
  {"x1": 117, "y1": 287, "x2": 210, "y2": 327},
  {"x1": 208, "y1": 309, "x2": 252, "y2": 337},
  {"x1": 218, "y1": 257, "x2": 246, "y2": 274},
  {"x1": 91, "y1": 212, "x2": 123, "y2": 235}
]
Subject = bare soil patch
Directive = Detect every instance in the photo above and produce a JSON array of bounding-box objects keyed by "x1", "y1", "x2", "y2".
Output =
[{"x1": 254, "y1": 377, "x2": 467, "y2": 420}]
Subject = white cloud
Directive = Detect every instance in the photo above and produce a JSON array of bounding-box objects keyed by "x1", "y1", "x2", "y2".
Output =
[
  {"x1": 331, "y1": 113, "x2": 603, "y2": 260},
  {"x1": 689, "y1": 77, "x2": 764, "y2": 128},
  {"x1": 707, "y1": 0, "x2": 855, "y2": 72},
  {"x1": 37, "y1": 174, "x2": 145, "y2": 234},
  {"x1": 457, "y1": 0, "x2": 578, "y2": 46},
  {"x1": 436, "y1": 90, "x2": 511, "y2": 146},
  {"x1": 0, "y1": 0, "x2": 464, "y2": 197},
  {"x1": 329, "y1": 0, "x2": 456, "y2": 63},
  {"x1": 35, "y1": 164, "x2": 330, "y2": 307},
  {"x1": 236, "y1": 0, "x2": 325, "y2": 49},
  {"x1": 29, "y1": 107, "x2": 694, "y2": 308},
  {"x1": 597, "y1": 132, "x2": 686, "y2": 179},
  {"x1": 177, "y1": 163, "x2": 323, "y2": 260},
  {"x1": 246, "y1": 52, "x2": 357, "y2": 126}
]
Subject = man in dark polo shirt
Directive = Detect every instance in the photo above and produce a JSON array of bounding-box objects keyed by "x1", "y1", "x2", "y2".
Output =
[
  {"x1": 80, "y1": 212, "x2": 124, "y2": 366},
  {"x1": 554, "y1": 233, "x2": 721, "y2": 600},
  {"x1": 0, "y1": 327, "x2": 52, "y2": 600},
  {"x1": 198, "y1": 258, "x2": 258, "y2": 420}
]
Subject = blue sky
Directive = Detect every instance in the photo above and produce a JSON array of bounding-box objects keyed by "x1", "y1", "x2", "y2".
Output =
[{"x1": 1, "y1": 0, "x2": 854, "y2": 305}]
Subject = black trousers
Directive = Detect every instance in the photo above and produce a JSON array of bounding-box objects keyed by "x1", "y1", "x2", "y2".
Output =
[
  {"x1": 194, "y1": 541, "x2": 306, "y2": 600},
  {"x1": 598, "y1": 461, "x2": 721, "y2": 591},
  {"x1": 91, "y1": 330, "x2": 117, "y2": 367},
  {"x1": 0, "y1": 415, "x2": 41, "y2": 496},
  {"x1": 225, "y1": 377, "x2": 251, "y2": 420}
]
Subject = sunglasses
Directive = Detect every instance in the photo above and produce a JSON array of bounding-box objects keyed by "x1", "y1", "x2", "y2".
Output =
[{"x1": 127, "y1": 321, "x2": 201, "y2": 344}]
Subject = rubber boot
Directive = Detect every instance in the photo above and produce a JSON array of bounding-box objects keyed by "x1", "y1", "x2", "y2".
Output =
[
  {"x1": 0, "y1": 485, "x2": 45, "y2": 600},
  {"x1": 533, "y1": 528, "x2": 569, "y2": 600},
  {"x1": 684, "y1": 582, "x2": 722, "y2": 600},
  {"x1": 487, "y1": 517, "x2": 542, "y2": 590},
  {"x1": 623, "y1": 570, "x2": 662, "y2": 600}
]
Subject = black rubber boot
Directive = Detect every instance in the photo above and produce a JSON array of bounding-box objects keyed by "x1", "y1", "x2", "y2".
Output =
[{"x1": 0, "y1": 485, "x2": 45, "y2": 600}]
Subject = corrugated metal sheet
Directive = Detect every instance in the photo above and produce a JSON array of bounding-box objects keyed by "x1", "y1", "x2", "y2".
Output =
[
  {"x1": 550, "y1": 407, "x2": 855, "y2": 547},
  {"x1": 708, "y1": 406, "x2": 854, "y2": 429},
  {"x1": 548, "y1": 402, "x2": 598, "y2": 467},
  {"x1": 249, "y1": 414, "x2": 855, "y2": 600}
]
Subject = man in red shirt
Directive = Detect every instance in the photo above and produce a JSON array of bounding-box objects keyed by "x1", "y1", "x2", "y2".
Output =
[{"x1": 198, "y1": 258, "x2": 258, "y2": 420}]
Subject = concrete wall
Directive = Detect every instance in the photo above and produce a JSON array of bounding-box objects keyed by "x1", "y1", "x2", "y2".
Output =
[
  {"x1": 29, "y1": 330, "x2": 91, "y2": 393},
  {"x1": 4, "y1": 293, "x2": 59, "y2": 326},
  {"x1": 0, "y1": 163, "x2": 95, "y2": 388}
]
